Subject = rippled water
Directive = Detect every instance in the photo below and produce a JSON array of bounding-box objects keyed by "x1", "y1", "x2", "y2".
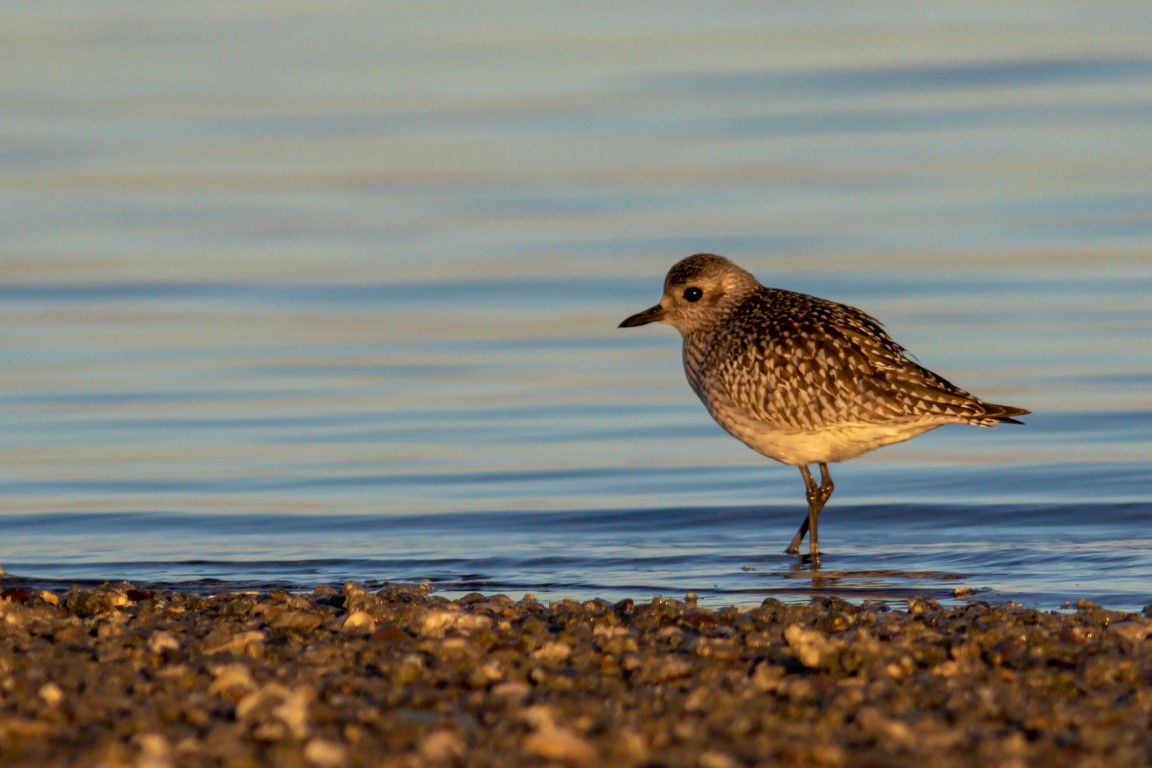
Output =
[{"x1": 1, "y1": 3, "x2": 1150, "y2": 610}]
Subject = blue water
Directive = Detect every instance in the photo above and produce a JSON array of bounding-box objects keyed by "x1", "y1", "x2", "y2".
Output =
[
  {"x1": 1, "y1": 3, "x2": 1150, "y2": 610},
  {"x1": 3, "y1": 503, "x2": 1150, "y2": 609}
]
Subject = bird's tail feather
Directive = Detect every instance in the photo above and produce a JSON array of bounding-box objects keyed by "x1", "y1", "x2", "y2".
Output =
[{"x1": 974, "y1": 402, "x2": 1030, "y2": 426}]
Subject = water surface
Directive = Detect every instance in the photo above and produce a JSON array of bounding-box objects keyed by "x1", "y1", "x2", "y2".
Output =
[{"x1": 1, "y1": 2, "x2": 1150, "y2": 610}]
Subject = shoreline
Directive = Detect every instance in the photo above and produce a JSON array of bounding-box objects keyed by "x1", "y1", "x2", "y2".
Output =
[{"x1": 1, "y1": 583, "x2": 1150, "y2": 767}]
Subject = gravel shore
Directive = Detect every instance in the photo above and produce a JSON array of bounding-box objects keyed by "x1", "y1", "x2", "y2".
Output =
[{"x1": 0, "y1": 582, "x2": 1149, "y2": 768}]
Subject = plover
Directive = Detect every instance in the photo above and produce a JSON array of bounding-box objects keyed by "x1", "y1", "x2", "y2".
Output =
[{"x1": 619, "y1": 253, "x2": 1029, "y2": 561}]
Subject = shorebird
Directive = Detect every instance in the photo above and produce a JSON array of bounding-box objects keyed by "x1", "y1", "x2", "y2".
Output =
[{"x1": 619, "y1": 253, "x2": 1028, "y2": 561}]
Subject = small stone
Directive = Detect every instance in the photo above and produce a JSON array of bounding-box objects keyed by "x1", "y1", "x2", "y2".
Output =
[
  {"x1": 681, "y1": 611, "x2": 719, "y2": 630},
  {"x1": 634, "y1": 655, "x2": 694, "y2": 683},
  {"x1": 1108, "y1": 620, "x2": 1150, "y2": 642},
  {"x1": 38, "y1": 682, "x2": 64, "y2": 707},
  {"x1": 698, "y1": 751, "x2": 738, "y2": 768},
  {"x1": 342, "y1": 582, "x2": 369, "y2": 609},
  {"x1": 371, "y1": 624, "x2": 408, "y2": 643},
  {"x1": 236, "y1": 684, "x2": 312, "y2": 740},
  {"x1": 530, "y1": 641, "x2": 572, "y2": 664},
  {"x1": 750, "y1": 661, "x2": 785, "y2": 692},
  {"x1": 63, "y1": 589, "x2": 117, "y2": 616},
  {"x1": 612, "y1": 598, "x2": 634, "y2": 613},
  {"x1": 134, "y1": 733, "x2": 174, "y2": 768},
  {"x1": 202, "y1": 630, "x2": 265, "y2": 656},
  {"x1": 907, "y1": 596, "x2": 939, "y2": 614},
  {"x1": 523, "y1": 727, "x2": 598, "y2": 764},
  {"x1": 692, "y1": 637, "x2": 742, "y2": 661},
  {"x1": 785, "y1": 624, "x2": 838, "y2": 669},
  {"x1": 490, "y1": 681, "x2": 531, "y2": 703},
  {"x1": 304, "y1": 738, "x2": 347, "y2": 768},
  {"x1": 148, "y1": 631, "x2": 180, "y2": 655},
  {"x1": 0, "y1": 718, "x2": 55, "y2": 739},
  {"x1": 341, "y1": 610, "x2": 376, "y2": 634},
  {"x1": 612, "y1": 730, "x2": 650, "y2": 763},
  {"x1": 419, "y1": 730, "x2": 465, "y2": 762},
  {"x1": 417, "y1": 609, "x2": 491, "y2": 637},
  {"x1": 271, "y1": 611, "x2": 322, "y2": 632},
  {"x1": 0, "y1": 588, "x2": 29, "y2": 606},
  {"x1": 208, "y1": 664, "x2": 257, "y2": 697}
]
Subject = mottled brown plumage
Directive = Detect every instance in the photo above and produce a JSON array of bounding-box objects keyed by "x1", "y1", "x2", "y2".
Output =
[{"x1": 619, "y1": 253, "x2": 1029, "y2": 561}]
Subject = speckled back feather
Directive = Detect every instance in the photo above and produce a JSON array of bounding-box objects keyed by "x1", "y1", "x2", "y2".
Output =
[{"x1": 686, "y1": 285, "x2": 1024, "y2": 432}]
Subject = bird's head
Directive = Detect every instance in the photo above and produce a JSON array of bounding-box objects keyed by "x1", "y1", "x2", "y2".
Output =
[{"x1": 619, "y1": 253, "x2": 760, "y2": 336}]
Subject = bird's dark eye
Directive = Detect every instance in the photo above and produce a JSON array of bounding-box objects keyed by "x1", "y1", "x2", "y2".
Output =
[{"x1": 683, "y1": 287, "x2": 703, "y2": 302}]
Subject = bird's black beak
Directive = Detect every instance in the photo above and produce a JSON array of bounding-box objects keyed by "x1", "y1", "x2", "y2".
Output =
[{"x1": 618, "y1": 304, "x2": 665, "y2": 328}]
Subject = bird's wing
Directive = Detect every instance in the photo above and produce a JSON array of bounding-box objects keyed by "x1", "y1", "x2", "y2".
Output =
[{"x1": 704, "y1": 291, "x2": 991, "y2": 430}]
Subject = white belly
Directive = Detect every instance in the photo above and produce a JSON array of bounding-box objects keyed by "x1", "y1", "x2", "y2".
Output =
[{"x1": 720, "y1": 417, "x2": 940, "y2": 466}]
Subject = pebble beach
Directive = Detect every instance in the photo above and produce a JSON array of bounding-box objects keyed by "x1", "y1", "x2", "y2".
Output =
[{"x1": 1, "y1": 582, "x2": 1150, "y2": 768}]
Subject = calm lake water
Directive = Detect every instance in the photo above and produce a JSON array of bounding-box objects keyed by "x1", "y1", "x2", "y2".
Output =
[{"x1": 1, "y1": 3, "x2": 1150, "y2": 610}]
